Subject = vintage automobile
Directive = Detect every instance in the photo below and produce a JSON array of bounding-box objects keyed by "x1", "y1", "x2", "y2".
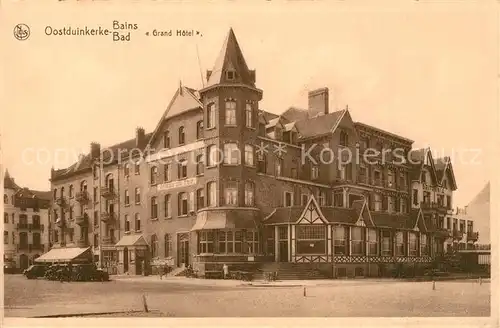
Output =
[
  {"x1": 42, "y1": 263, "x2": 110, "y2": 282},
  {"x1": 23, "y1": 264, "x2": 48, "y2": 279}
]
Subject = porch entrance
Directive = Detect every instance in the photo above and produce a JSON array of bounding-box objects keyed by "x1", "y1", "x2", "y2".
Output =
[
  {"x1": 278, "y1": 226, "x2": 289, "y2": 262},
  {"x1": 177, "y1": 233, "x2": 189, "y2": 267}
]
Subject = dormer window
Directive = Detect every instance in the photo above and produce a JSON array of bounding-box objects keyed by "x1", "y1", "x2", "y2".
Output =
[
  {"x1": 226, "y1": 70, "x2": 235, "y2": 81},
  {"x1": 340, "y1": 131, "x2": 348, "y2": 147}
]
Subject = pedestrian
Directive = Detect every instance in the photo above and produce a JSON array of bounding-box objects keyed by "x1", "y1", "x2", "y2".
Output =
[
  {"x1": 222, "y1": 263, "x2": 229, "y2": 279},
  {"x1": 163, "y1": 265, "x2": 168, "y2": 278}
]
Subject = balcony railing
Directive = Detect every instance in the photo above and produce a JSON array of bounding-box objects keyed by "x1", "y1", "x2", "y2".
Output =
[
  {"x1": 467, "y1": 231, "x2": 479, "y2": 242},
  {"x1": 55, "y1": 197, "x2": 68, "y2": 207},
  {"x1": 101, "y1": 211, "x2": 116, "y2": 223},
  {"x1": 31, "y1": 224, "x2": 44, "y2": 231},
  {"x1": 16, "y1": 223, "x2": 29, "y2": 230},
  {"x1": 75, "y1": 191, "x2": 90, "y2": 204},
  {"x1": 100, "y1": 186, "x2": 116, "y2": 199},
  {"x1": 420, "y1": 201, "x2": 447, "y2": 212}
]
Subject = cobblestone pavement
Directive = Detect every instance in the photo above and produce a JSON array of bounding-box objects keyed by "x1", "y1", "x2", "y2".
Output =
[{"x1": 4, "y1": 274, "x2": 491, "y2": 317}]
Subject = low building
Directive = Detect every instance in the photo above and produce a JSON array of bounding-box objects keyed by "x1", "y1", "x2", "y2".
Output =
[{"x1": 3, "y1": 170, "x2": 51, "y2": 271}]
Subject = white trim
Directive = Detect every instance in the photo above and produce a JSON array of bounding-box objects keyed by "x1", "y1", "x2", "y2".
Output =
[
  {"x1": 263, "y1": 209, "x2": 277, "y2": 221},
  {"x1": 296, "y1": 195, "x2": 329, "y2": 225},
  {"x1": 257, "y1": 173, "x2": 330, "y2": 188},
  {"x1": 283, "y1": 191, "x2": 294, "y2": 207},
  {"x1": 146, "y1": 141, "x2": 205, "y2": 163}
]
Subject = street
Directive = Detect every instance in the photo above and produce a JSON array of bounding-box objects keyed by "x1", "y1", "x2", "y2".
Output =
[{"x1": 4, "y1": 275, "x2": 491, "y2": 317}]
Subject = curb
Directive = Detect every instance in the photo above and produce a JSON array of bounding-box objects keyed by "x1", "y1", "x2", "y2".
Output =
[{"x1": 32, "y1": 310, "x2": 146, "y2": 318}]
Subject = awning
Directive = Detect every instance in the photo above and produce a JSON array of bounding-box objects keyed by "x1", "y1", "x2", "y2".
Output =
[
  {"x1": 115, "y1": 234, "x2": 148, "y2": 248},
  {"x1": 35, "y1": 247, "x2": 92, "y2": 263},
  {"x1": 191, "y1": 210, "x2": 259, "y2": 231}
]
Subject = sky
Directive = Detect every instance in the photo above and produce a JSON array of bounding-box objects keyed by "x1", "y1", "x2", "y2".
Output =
[{"x1": 1, "y1": 1, "x2": 496, "y2": 208}]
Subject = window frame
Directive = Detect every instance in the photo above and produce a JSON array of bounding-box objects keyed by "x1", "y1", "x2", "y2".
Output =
[{"x1": 225, "y1": 100, "x2": 237, "y2": 126}]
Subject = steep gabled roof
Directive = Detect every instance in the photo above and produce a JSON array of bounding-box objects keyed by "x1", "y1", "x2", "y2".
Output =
[
  {"x1": 204, "y1": 28, "x2": 255, "y2": 88},
  {"x1": 294, "y1": 109, "x2": 345, "y2": 139},
  {"x1": 4, "y1": 170, "x2": 20, "y2": 190},
  {"x1": 435, "y1": 156, "x2": 457, "y2": 190},
  {"x1": 280, "y1": 107, "x2": 309, "y2": 123},
  {"x1": 260, "y1": 110, "x2": 279, "y2": 123},
  {"x1": 409, "y1": 147, "x2": 438, "y2": 184}
]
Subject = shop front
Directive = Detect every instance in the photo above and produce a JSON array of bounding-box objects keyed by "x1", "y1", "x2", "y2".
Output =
[{"x1": 115, "y1": 234, "x2": 150, "y2": 275}]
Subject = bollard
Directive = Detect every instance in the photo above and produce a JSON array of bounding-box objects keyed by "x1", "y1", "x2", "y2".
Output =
[
  {"x1": 142, "y1": 294, "x2": 149, "y2": 313},
  {"x1": 432, "y1": 280, "x2": 435, "y2": 290},
  {"x1": 303, "y1": 287, "x2": 306, "y2": 297}
]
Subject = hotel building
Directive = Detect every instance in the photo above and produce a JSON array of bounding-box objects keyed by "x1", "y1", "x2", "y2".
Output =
[{"x1": 48, "y1": 28, "x2": 476, "y2": 278}]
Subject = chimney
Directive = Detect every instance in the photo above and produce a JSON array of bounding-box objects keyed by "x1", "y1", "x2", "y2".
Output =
[
  {"x1": 90, "y1": 142, "x2": 101, "y2": 160},
  {"x1": 308, "y1": 87, "x2": 329, "y2": 117},
  {"x1": 136, "y1": 127, "x2": 146, "y2": 148}
]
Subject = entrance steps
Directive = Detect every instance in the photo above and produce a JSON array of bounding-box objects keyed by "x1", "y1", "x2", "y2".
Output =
[{"x1": 258, "y1": 262, "x2": 330, "y2": 280}]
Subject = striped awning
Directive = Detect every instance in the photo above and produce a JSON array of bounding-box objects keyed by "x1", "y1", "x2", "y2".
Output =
[
  {"x1": 35, "y1": 247, "x2": 92, "y2": 263},
  {"x1": 191, "y1": 210, "x2": 258, "y2": 231}
]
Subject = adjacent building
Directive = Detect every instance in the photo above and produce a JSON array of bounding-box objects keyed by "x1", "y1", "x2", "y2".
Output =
[
  {"x1": 48, "y1": 28, "x2": 474, "y2": 278},
  {"x1": 3, "y1": 170, "x2": 51, "y2": 271}
]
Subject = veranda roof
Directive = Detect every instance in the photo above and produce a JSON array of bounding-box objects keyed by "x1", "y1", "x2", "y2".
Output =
[{"x1": 35, "y1": 247, "x2": 92, "y2": 263}]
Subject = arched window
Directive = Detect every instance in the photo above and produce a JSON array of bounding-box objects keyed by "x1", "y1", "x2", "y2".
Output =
[
  {"x1": 80, "y1": 180, "x2": 87, "y2": 192},
  {"x1": 60, "y1": 187, "x2": 65, "y2": 198},
  {"x1": 68, "y1": 185, "x2": 74, "y2": 198},
  {"x1": 178, "y1": 192, "x2": 188, "y2": 216},
  {"x1": 135, "y1": 188, "x2": 141, "y2": 204},
  {"x1": 178, "y1": 126, "x2": 185, "y2": 145},
  {"x1": 151, "y1": 197, "x2": 158, "y2": 219},
  {"x1": 244, "y1": 145, "x2": 254, "y2": 166},
  {"x1": 196, "y1": 188, "x2": 204, "y2": 210},
  {"x1": 340, "y1": 131, "x2": 348, "y2": 147},
  {"x1": 207, "y1": 145, "x2": 217, "y2": 166},
  {"x1": 124, "y1": 214, "x2": 130, "y2": 232},
  {"x1": 164, "y1": 194, "x2": 171, "y2": 218},
  {"x1": 3, "y1": 194, "x2": 8, "y2": 204},
  {"x1": 224, "y1": 181, "x2": 238, "y2": 205},
  {"x1": 134, "y1": 213, "x2": 141, "y2": 231},
  {"x1": 163, "y1": 131, "x2": 170, "y2": 149},
  {"x1": 150, "y1": 166, "x2": 158, "y2": 185},
  {"x1": 178, "y1": 159, "x2": 187, "y2": 179},
  {"x1": 207, "y1": 182, "x2": 217, "y2": 207},
  {"x1": 196, "y1": 154, "x2": 204, "y2": 175},
  {"x1": 245, "y1": 182, "x2": 254, "y2": 206},
  {"x1": 245, "y1": 103, "x2": 253, "y2": 128},
  {"x1": 151, "y1": 234, "x2": 158, "y2": 258},
  {"x1": 196, "y1": 121, "x2": 204, "y2": 139},
  {"x1": 164, "y1": 234, "x2": 172, "y2": 257},
  {"x1": 105, "y1": 173, "x2": 114, "y2": 190},
  {"x1": 207, "y1": 103, "x2": 216, "y2": 129},
  {"x1": 123, "y1": 163, "x2": 130, "y2": 177},
  {"x1": 225, "y1": 100, "x2": 237, "y2": 125}
]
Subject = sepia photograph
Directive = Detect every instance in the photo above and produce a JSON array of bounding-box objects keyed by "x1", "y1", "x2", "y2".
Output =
[{"x1": 1, "y1": 0, "x2": 496, "y2": 326}]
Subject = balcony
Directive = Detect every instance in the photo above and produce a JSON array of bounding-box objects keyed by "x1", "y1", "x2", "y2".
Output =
[
  {"x1": 31, "y1": 224, "x2": 44, "y2": 231},
  {"x1": 100, "y1": 186, "x2": 116, "y2": 199},
  {"x1": 16, "y1": 223, "x2": 29, "y2": 230},
  {"x1": 75, "y1": 214, "x2": 89, "y2": 226},
  {"x1": 420, "y1": 201, "x2": 447, "y2": 213},
  {"x1": 435, "y1": 228, "x2": 452, "y2": 239},
  {"x1": 467, "y1": 231, "x2": 479, "y2": 242},
  {"x1": 17, "y1": 244, "x2": 30, "y2": 251},
  {"x1": 55, "y1": 197, "x2": 68, "y2": 208},
  {"x1": 75, "y1": 191, "x2": 90, "y2": 205},
  {"x1": 101, "y1": 211, "x2": 116, "y2": 223},
  {"x1": 452, "y1": 229, "x2": 464, "y2": 240},
  {"x1": 373, "y1": 179, "x2": 384, "y2": 187}
]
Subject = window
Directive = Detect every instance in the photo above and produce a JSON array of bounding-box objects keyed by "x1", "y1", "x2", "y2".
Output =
[
  {"x1": 245, "y1": 103, "x2": 253, "y2": 128},
  {"x1": 351, "y1": 227, "x2": 364, "y2": 255},
  {"x1": 164, "y1": 234, "x2": 172, "y2": 257},
  {"x1": 284, "y1": 192, "x2": 293, "y2": 207},
  {"x1": 257, "y1": 152, "x2": 267, "y2": 173},
  {"x1": 207, "y1": 103, "x2": 216, "y2": 129},
  {"x1": 69, "y1": 206, "x2": 74, "y2": 220},
  {"x1": 69, "y1": 185, "x2": 74, "y2": 198},
  {"x1": 226, "y1": 70, "x2": 235, "y2": 80},
  {"x1": 123, "y1": 163, "x2": 130, "y2": 178},
  {"x1": 93, "y1": 187, "x2": 98, "y2": 203},
  {"x1": 244, "y1": 145, "x2": 254, "y2": 166},
  {"x1": 339, "y1": 165, "x2": 346, "y2": 180},
  {"x1": 409, "y1": 232, "x2": 418, "y2": 256},
  {"x1": 367, "y1": 229, "x2": 378, "y2": 255},
  {"x1": 381, "y1": 230, "x2": 391, "y2": 256},
  {"x1": 244, "y1": 182, "x2": 254, "y2": 206},
  {"x1": 301, "y1": 194, "x2": 309, "y2": 206},
  {"x1": 399, "y1": 172, "x2": 406, "y2": 189},
  {"x1": 151, "y1": 235, "x2": 158, "y2": 258},
  {"x1": 373, "y1": 193, "x2": 382, "y2": 211},
  {"x1": 3, "y1": 195, "x2": 8, "y2": 204},
  {"x1": 333, "y1": 192, "x2": 343, "y2": 207},
  {"x1": 413, "y1": 189, "x2": 419, "y2": 205},
  {"x1": 224, "y1": 182, "x2": 238, "y2": 205},
  {"x1": 92, "y1": 233, "x2": 97, "y2": 246},
  {"x1": 4, "y1": 231, "x2": 7, "y2": 244},
  {"x1": 225, "y1": 100, "x2": 236, "y2": 125},
  {"x1": 235, "y1": 230, "x2": 243, "y2": 253},
  {"x1": 339, "y1": 131, "x2": 348, "y2": 147},
  {"x1": 134, "y1": 213, "x2": 141, "y2": 231},
  {"x1": 178, "y1": 193, "x2": 188, "y2": 215},
  {"x1": 4, "y1": 212, "x2": 8, "y2": 224},
  {"x1": 245, "y1": 230, "x2": 259, "y2": 254},
  {"x1": 11, "y1": 213, "x2": 15, "y2": 224},
  {"x1": 134, "y1": 162, "x2": 140, "y2": 175},
  {"x1": 164, "y1": 164, "x2": 171, "y2": 182},
  {"x1": 164, "y1": 195, "x2": 171, "y2": 218},
  {"x1": 196, "y1": 154, "x2": 204, "y2": 175},
  {"x1": 318, "y1": 191, "x2": 326, "y2": 206},
  {"x1": 123, "y1": 189, "x2": 129, "y2": 206},
  {"x1": 196, "y1": 121, "x2": 204, "y2": 139},
  {"x1": 124, "y1": 215, "x2": 130, "y2": 232},
  {"x1": 151, "y1": 197, "x2": 158, "y2": 219},
  {"x1": 207, "y1": 145, "x2": 217, "y2": 166},
  {"x1": 199, "y1": 231, "x2": 214, "y2": 253},
  {"x1": 207, "y1": 182, "x2": 217, "y2": 207},
  {"x1": 395, "y1": 231, "x2": 405, "y2": 256},
  {"x1": 373, "y1": 170, "x2": 381, "y2": 186},
  {"x1": 218, "y1": 231, "x2": 228, "y2": 253},
  {"x1": 150, "y1": 166, "x2": 158, "y2": 185},
  {"x1": 387, "y1": 169, "x2": 395, "y2": 188},
  {"x1": 196, "y1": 189, "x2": 204, "y2": 209},
  {"x1": 311, "y1": 166, "x2": 319, "y2": 180},
  {"x1": 420, "y1": 234, "x2": 428, "y2": 255},
  {"x1": 388, "y1": 196, "x2": 395, "y2": 212},
  {"x1": 178, "y1": 160, "x2": 187, "y2": 179},
  {"x1": 163, "y1": 131, "x2": 170, "y2": 149},
  {"x1": 224, "y1": 143, "x2": 240, "y2": 165},
  {"x1": 12, "y1": 231, "x2": 15, "y2": 244},
  {"x1": 358, "y1": 164, "x2": 367, "y2": 184},
  {"x1": 296, "y1": 226, "x2": 326, "y2": 255},
  {"x1": 275, "y1": 158, "x2": 283, "y2": 176},
  {"x1": 135, "y1": 188, "x2": 141, "y2": 204},
  {"x1": 178, "y1": 126, "x2": 185, "y2": 145},
  {"x1": 401, "y1": 199, "x2": 407, "y2": 213}
]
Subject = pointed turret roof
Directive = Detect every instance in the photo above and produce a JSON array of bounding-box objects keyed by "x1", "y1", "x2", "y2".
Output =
[
  {"x1": 4, "y1": 169, "x2": 20, "y2": 190},
  {"x1": 204, "y1": 28, "x2": 256, "y2": 88}
]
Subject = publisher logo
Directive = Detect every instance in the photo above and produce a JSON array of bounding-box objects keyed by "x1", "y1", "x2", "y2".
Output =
[{"x1": 14, "y1": 24, "x2": 30, "y2": 41}]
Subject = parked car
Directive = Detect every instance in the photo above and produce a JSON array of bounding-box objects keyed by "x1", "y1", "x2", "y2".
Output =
[{"x1": 23, "y1": 264, "x2": 48, "y2": 279}]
